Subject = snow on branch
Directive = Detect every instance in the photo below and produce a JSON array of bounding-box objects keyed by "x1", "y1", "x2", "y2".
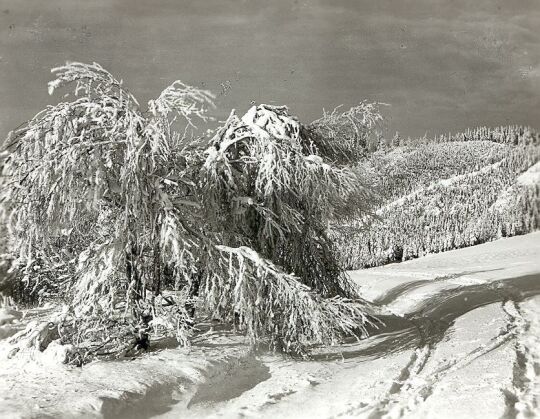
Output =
[
  {"x1": 306, "y1": 101, "x2": 385, "y2": 164},
  {"x1": 211, "y1": 244, "x2": 379, "y2": 352},
  {"x1": 148, "y1": 80, "x2": 216, "y2": 126}
]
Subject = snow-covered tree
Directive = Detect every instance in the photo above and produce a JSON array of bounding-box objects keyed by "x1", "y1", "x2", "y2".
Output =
[{"x1": 1, "y1": 62, "x2": 380, "y2": 363}]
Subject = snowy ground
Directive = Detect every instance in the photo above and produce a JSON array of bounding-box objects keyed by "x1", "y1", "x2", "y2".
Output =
[{"x1": 1, "y1": 232, "x2": 540, "y2": 418}]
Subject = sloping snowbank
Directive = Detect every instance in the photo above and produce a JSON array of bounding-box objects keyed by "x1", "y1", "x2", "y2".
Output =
[
  {"x1": 0, "y1": 328, "x2": 251, "y2": 418},
  {"x1": 349, "y1": 232, "x2": 540, "y2": 315},
  {"x1": 517, "y1": 161, "x2": 540, "y2": 185}
]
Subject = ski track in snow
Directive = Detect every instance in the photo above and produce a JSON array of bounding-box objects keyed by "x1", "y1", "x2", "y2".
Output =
[
  {"x1": 503, "y1": 297, "x2": 540, "y2": 419},
  {"x1": 355, "y1": 301, "x2": 520, "y2": 419}
]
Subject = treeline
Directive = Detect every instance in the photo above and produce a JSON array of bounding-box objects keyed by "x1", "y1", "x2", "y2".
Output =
[
  {"x1": 337, "y1": 126, "x2": 540, "y2": 269},
  {"x1": 378, "y1": 125, "x2": 540, "y2": 149}
]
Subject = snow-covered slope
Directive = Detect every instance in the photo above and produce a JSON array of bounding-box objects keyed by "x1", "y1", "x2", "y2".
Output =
[
  {"x1": 518, "y1": 161, "x2": 540, "y2": 185},
  {"x1": 1, "y1": 232, "x2": 539, "y2": 418},
  {"x1": 349, "y1": 231, "x2": 540, "y2": 314},
  {"x1": 338, "y1": 137, "x2": 540, "y2": 270}
]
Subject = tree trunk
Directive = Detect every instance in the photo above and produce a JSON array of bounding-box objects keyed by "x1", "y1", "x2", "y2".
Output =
[
  {"x1": 126, "y1": 245, "x2": 142, "y2": 303},
  {"x1": 185, "y1": 269, "x2": 202, "y2": 320},
  {"x1": 152, "y1": 214, "x2": 162, "y2": 297}
]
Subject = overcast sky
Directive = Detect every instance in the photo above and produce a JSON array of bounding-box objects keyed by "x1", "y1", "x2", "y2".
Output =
[{"x1": 0, "y1": 0, "x2": 539, "y2": 139}]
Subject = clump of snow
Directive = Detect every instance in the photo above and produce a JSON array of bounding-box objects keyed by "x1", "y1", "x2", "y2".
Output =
[
  {"x1": 241, "y1": 104, "x2": 300, "y2": 142},
  {"x1": 40, "y1": 340, "x2": 74, "y2": 366}
]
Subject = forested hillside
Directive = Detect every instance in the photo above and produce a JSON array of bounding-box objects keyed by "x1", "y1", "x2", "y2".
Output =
[{"x1": 336, "y1": 126, "x2": 540, "y2": 269}]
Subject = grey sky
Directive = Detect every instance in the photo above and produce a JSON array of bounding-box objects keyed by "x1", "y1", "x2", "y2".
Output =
[{"x1": 0, "y1": 0, "x2": 539, "y2": 139}]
